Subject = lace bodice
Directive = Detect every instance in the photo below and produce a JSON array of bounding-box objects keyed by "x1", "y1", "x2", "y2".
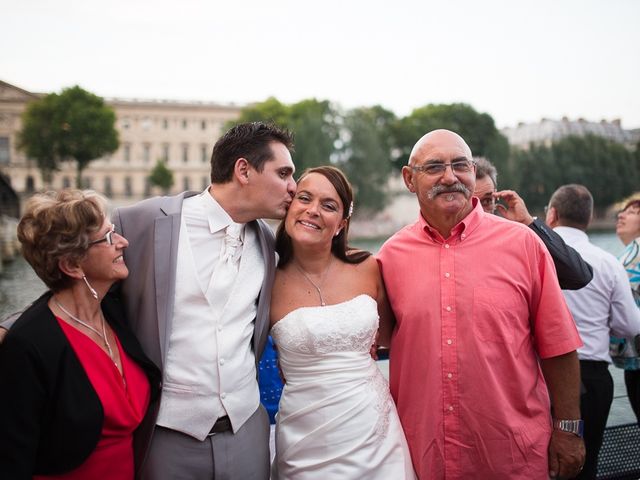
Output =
[{"x1": 271, "y1": 294, "x2": 378, "y2": 355}]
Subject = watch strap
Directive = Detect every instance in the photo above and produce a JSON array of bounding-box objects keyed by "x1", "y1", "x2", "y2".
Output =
[{"x1": 553, "y1": 419, "x2": 584, "y2": 437}]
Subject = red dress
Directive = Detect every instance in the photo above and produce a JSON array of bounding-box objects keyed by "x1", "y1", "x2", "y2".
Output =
[{"x1": 35, "y1": 318, "x2": 151, "y2": 479}]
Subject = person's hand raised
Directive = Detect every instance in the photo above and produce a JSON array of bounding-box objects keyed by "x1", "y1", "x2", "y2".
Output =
[{"x1": 493, "y1": 190, "x2": 534, "y2": 226}]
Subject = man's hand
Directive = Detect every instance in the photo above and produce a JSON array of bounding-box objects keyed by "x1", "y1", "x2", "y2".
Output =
[
  {"x1": 548, "y1": 429, "x2": 585, "y2": 479},
  {"x1": 493, "y1": 190, "x2": 535, "y2": 225},
  {"x1": 0, "y1": 327, "x2": 7, "y2": 343}
]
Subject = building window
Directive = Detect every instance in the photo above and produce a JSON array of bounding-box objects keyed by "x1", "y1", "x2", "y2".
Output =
[
  {"x1": 183, "y1": 176, "x2": 190, "y2": 191},
  {"x1": 201, "y1": 120, "x2": 207, "y2": 130},
  {"x1": 104, "y1": 177, "x2": 112, "y2": 197},
  {"x1": 124, "y1": 177, "x2": 132, "y2": 197},
  {"x1": 162, "y1": 143, "x2": 170, "y2": 162},
  {"x1": 202, "y1": 176, "x2": 209, "y2": 191},
  {"x1": 26, "y1": 176, "x2": 35, "y2": 192},
  {"x1": 122, "y1": 118, "x2": 131, "y2": 129},
  {"x1": 182, "y1": 144, "x2": 189, "y2": 163},
  {"x1": 142, "y1": 117, "x2": 152, "y2": 130},
  {"x1": 62, "y1": 177, "x2": 71, "y2": 188},
  {"x1": 182, "y1": 119, "x2": 188, "y2": 129},
  {"x1": 201, "y1": 144, "x2": 208, "y2": 163},
  {"x1": 82, "y1": 177, "x2": 92, "y2": 189},
  {"x1": 124, "y1": 144, "x2": 131, "y2": 163},
  {"x1": 143, "y1": 143, "x2": 151, "y2": 163},
  {"x1": 0, "y1": 137, "x2": 10, "y2": 164}
]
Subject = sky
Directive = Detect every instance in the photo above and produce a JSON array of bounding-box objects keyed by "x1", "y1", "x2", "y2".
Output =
[{"x1": 2, "y1": 0, "x2": 639, "y2": 129}]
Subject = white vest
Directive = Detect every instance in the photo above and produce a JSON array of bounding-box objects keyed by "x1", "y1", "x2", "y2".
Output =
[{"x1": 156, "y1": 215, "x2": 265, "y2": 440}]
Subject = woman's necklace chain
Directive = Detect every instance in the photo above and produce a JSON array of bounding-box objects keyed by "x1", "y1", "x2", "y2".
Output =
[
  {"x1": 54, "y1": 299, "x2": 114, "y2": 362},
  {"x1": 294, "y1": 257, "x2": 334, "y2": 307}
]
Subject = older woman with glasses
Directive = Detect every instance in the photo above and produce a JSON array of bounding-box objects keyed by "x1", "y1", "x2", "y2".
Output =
[
  {"x1": 0, "y1": 189, "x2": 160, "y2": 479},
  {"x1": 612, "y1": 199, "x2": 640, "y2": 422}
]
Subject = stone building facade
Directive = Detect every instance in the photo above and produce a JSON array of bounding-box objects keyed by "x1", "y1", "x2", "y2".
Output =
[
  {"x1": 0, "y1": 80, "x2": 242, "y2": 210},
  {"x1": 501, "y1": 117, "x2": 639, "y2": 150}
]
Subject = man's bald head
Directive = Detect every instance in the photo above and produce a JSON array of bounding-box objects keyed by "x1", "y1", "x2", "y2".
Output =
[{"x1": 409, "y1": 129, "x2": 473, "y2": 166}]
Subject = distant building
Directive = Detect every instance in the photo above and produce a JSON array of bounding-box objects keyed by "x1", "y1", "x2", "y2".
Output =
[
  {"x1": 501, "y1": 117, "x2": 637, "y2": 150},
  {"x1": 0, "y1": 80, "x2": 242, "y2": 210}
]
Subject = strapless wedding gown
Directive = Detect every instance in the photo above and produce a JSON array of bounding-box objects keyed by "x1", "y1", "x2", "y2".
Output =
[{"x1": 270, "y1": 294, "x2": 416, "y2": 479}]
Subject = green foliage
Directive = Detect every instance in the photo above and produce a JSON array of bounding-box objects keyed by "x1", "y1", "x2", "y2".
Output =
[
  {"x1": 511, "y1": 135, "x2": 640, "y2": 209},
  {"x1": 229, "y1": 97, "x2": 339, "y2": 173},
  {"x1": 233, "y1": 97, "x2": 290, "y2": 126},
  {"x1": 288, "y1": 99, "x2": 339, "y2": 172},
  {"x1": 19, "y1": 86, "x2": 118, "y2": 186},
  {"x1": 149, "y1": 160, "x2": 174, "y2": 193},
  {"x1": 340, "y1": 106, "x2": 396, "y2": 213}
]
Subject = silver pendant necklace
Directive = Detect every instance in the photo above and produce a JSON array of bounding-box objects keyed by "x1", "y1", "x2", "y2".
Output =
[
  {"x1": 294, "y1": 257, "x2": 334, "y2": 307},
  {"x1": 54, "y1": 299, "x2": 114, "y2": 362}
]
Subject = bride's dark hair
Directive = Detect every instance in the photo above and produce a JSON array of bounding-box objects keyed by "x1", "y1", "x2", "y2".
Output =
[{"x1": 275, "y1": 166, "x2": 371, "y2": 268}]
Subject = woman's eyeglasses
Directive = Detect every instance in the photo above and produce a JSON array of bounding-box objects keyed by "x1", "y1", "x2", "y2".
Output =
[{"x1": 89, "y1": 224, "x2": 116, "y2": 246}]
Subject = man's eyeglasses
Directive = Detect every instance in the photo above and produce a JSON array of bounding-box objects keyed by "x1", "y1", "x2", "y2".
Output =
[
  {"x1": 89, "y1": 224, "x2": 116, "y2": 246},
  {"x1": 411, "y1": 160, "x2": 475, "y2": 176}
]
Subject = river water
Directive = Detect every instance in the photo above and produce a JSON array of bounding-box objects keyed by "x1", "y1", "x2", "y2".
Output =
[{"x1": 1, "y1": 231, "x2": 636, "y2": 425}]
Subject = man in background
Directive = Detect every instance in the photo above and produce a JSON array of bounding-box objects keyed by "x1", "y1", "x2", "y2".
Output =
[
  {"x1": 474, "y1": 156, "x2": 592, "y2": 290},
  {"x1": 546, "y1": 184, "x2": 640, "y2": 479}
]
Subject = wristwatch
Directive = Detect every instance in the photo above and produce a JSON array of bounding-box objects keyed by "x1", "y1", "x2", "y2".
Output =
[{"x1": 553, "y1": 419, "x2": 584, "y2": 437}]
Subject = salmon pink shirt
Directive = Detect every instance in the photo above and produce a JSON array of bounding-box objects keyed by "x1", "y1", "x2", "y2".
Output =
[
  {"x1": 35, "y1": 317, "x2": 151, "y2": 480},
  {"x1": 377, "y1": 199, "x2": 582, "y2": 479}
]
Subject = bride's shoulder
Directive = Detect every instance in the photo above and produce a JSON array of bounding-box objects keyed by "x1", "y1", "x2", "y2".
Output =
[{"x1": 344, "y1": 253, "x2": 379, "y2": 274}]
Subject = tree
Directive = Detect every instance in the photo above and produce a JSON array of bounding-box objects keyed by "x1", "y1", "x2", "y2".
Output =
[
  {"x1": 340, "y1": 106, "x2": 396, "y2": 213},
  {"x1": 19, "y1": 86, "x2": 119, "y2": 187},
  {"x1": 149, "y1": 160, "x2": 174, "y2": 194},
  {"x1": 511, "y1": 134, "x2": 640, "y2": 210},
  {"x1": 288, "y1": 99, "x2": 340, "y2": 172},
  {"x1": 229, "y1": 97, "x2": 340, "y2": 172}
]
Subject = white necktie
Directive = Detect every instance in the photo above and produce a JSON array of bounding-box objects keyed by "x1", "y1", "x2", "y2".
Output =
[
  {"x1": 207, "y1": 223, "x2": 244, "y2": 311},
  {"x1": 220, "y1": 222, "x2": 243, "y2": 268}
]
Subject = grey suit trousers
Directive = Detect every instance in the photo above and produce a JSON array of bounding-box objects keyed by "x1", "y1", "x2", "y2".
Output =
[{"x1": 141, "y1": 405, "x2": 270, "y2": 480}]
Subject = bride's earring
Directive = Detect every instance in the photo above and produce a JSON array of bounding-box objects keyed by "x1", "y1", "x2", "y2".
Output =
[{"x1": 83, "y1": 275, "x2": 99, "y2": 300}]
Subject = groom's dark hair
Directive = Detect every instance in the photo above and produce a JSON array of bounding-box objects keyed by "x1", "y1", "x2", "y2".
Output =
[{"x1": 210, "y1": 121, "x2": 294, "y2": 183}]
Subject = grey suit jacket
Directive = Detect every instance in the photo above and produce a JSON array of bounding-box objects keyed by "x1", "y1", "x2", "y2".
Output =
[{"x1": 112, "y1": 191, "x2": 276, "y2": 469}]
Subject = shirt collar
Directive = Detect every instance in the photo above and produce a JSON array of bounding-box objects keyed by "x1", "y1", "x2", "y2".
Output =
[
  {"x1": 418, "y1": 197, "x2": 483, "y2": 243},
  {"x1": 553, "y1": 225, "x2": 589, "y2": 242},
  {"x1": 198, "y1": 188, "x2": 245, "y2": 236}
]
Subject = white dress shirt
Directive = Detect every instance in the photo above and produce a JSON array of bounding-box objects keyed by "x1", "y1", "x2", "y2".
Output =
[
  {"x1": 156, "y1": 189, "x2": 264, "y2": 439},
  {"x1": 555, "y1": 226, "x2": 640, "y2": 362}
]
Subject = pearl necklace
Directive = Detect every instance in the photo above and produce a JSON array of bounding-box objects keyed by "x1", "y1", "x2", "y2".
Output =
[
  {"x1": 54, "y1": 299, "x2": 114, "y2": 362},
  {"x1": 294, "y1": 257, "x2": 334, "y2": 307}
]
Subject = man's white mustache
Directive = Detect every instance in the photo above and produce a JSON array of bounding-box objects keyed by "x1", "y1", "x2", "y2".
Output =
[{"x1": 427, "y1": 183, "x2": 471, "y2": 200}]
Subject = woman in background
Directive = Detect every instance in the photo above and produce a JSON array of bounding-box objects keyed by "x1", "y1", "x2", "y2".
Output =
[
  {"x1": 269, "y1": 166, "x2": 415, "y2": 479},
  {"x1": 0, "y1": 189, "x2": 160, "y2": 479},
  {"x1": 613, "y1": 198, "x2": 640, "y2": 422}
]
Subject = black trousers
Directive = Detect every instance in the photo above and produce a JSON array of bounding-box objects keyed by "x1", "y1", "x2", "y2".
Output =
[
  {"x1": 576, "y1": 360, "x2": 613, "y2": 480},
  {"x1": 625, "y1": 369, "x2": 640, "y2": 423}
]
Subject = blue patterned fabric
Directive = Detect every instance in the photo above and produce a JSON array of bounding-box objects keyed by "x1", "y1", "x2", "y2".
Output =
[{"x1": 258, "y1": 336, "x2": 283, "y2": 424}]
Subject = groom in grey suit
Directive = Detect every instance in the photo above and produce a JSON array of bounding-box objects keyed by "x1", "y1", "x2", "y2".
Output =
[{"x1": 113, "y1": 122, "x2": 296, "y2": 479}]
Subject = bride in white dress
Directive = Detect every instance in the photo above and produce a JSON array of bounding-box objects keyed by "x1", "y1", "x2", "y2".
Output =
[{"x1": 269, "y1": 166, "x2": 415, "y2": 479}]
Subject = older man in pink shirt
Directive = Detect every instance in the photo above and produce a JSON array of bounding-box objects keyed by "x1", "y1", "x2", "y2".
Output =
[{"x1": 377, "y1": 129, "x2": 586, "y2": 479}]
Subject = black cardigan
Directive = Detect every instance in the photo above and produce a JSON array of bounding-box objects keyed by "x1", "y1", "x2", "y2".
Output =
[{"x1": 0, "y1": 292, "x2": 161, "y2": 478}]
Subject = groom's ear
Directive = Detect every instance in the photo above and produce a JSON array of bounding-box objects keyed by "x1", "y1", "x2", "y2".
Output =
[{"x1": 235, "y1": 158, "x2": 251, "y2": 185}]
